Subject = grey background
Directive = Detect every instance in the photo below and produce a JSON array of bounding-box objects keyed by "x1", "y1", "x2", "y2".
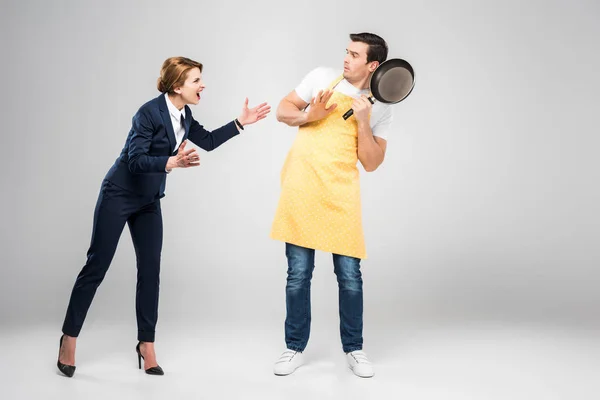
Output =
[{"x1": 0, "y1": 0, "x2": 599, "y2": 398}]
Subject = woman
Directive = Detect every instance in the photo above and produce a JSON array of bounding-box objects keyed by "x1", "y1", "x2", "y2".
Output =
[{"x1": 57, "y1": 56, "x2": 270, "y2": 377}]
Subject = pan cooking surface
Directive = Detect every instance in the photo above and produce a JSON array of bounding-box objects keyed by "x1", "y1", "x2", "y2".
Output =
[{"x1": 377, "y1": 66, "x2": 414, "y2": 103}]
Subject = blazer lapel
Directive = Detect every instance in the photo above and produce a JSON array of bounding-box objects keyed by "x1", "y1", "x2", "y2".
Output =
[{"x1": 158, "y1": 94, "x2": 177, "y2": 153}]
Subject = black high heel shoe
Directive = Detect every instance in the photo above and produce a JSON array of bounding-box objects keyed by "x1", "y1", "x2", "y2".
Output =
[
  {"x1": 136, "y1": 341, "x2": 164, "y2": 375},
  {"x1": 57, "y1": 335, "x2": 76, "y2": 377}
]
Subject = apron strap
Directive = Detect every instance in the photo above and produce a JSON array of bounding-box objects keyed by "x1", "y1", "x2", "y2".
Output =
[
  {"x1": 329, "y1": 74, "x2": 374, "y2": 98},
  {"x1": 303, "y1": 74, "x2": 346, "y2": 111},
  {"x1": 328, "y1": 74, "x2": 345, "y2": 91}
]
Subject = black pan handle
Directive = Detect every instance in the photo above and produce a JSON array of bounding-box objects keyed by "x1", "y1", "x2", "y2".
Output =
[{"x1": 342, "y1": 96, "x2": 375, "y2": 120}]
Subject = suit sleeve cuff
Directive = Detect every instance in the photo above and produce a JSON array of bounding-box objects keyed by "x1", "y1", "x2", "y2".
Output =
[{"x1": 159, "y1": 156, "x2": 170, "y2": 173}]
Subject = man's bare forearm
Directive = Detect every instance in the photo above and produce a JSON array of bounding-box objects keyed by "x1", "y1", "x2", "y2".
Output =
[
  {"x1": 276, "y1": 100, "x2": 308, "y2": 127},
  {"x1": 357, "y1": 121, "x2": 384, "y2": 172}
]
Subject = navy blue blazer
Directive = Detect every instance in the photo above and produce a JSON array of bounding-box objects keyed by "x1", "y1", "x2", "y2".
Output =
[{"x1": 105, "y1": 94, "x2": 240, "y2": 197}]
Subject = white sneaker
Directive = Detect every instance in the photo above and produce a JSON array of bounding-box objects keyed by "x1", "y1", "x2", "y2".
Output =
[
  {"x1": 273, "y1": 349, "x2": 304, "y2": 376},
  {"x1": 346, "y1": 350, "x2": 374, "y2": 378}
]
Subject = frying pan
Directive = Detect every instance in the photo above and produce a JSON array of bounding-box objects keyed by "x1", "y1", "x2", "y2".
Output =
[{"x1": 343, "y1": 58, "x2": 415, "y2": 120}]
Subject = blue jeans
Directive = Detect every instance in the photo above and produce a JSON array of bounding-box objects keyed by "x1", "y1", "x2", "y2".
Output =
[{"x1": 284, "y1": 242, "x2": 363, "y2": 353}]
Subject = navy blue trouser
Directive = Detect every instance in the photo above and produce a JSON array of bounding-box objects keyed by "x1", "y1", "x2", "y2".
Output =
[{"x1": 62, "y1": 179, "x2": 163, "y2": 342}]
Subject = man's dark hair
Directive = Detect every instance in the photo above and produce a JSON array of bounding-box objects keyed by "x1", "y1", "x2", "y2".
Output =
[{"x1": 349, "y1": 32, "x2": 388, "y2": 64}]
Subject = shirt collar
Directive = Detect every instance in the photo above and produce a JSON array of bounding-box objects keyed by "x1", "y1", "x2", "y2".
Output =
[{"x1": 164, "y1": 93, "x2": 186, "y2": 121}]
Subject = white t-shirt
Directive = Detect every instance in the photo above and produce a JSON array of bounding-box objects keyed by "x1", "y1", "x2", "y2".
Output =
[{"x1": 294, "y1": 67, "x2": 392, "y2": 140}]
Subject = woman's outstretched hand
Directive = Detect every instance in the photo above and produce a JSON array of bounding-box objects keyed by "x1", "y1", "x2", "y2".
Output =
[{"x1": 237, "y1": 98, "x2": 271, "y2": 127}]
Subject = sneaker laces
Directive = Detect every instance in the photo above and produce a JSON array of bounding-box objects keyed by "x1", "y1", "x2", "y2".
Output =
[
  {"x1": 350, "y1": 351, "x2": 371, "y2": 364},
  {"x1": 276, "y1": 350, "x2": 298, "y2": 363}
]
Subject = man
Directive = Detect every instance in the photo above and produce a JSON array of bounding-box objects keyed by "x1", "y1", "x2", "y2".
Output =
[{"x1": 270, "y1": 33, "x2": 392, "y2": 378}]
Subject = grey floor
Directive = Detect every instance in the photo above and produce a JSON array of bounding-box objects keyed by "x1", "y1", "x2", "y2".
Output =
[{"x1": 1, "y1": 321, "x2": 598, "y2": 400}]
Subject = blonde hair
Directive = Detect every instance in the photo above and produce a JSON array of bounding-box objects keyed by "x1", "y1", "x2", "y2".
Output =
[{"x1": 157, "y1": 57, "x2": 203, "y2": 94}]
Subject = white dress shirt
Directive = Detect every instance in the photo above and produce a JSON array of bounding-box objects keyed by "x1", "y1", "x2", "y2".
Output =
[
  {"x1": 164, "y1": 93, "x2": 186, "y2": 153},
  {"x1": 164, "y1": 93, "x2": 186, "y2": 173}
]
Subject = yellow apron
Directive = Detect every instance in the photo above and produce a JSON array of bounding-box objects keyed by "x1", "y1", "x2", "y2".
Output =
[{"x1": 270, "y1": 75, "x2": 367, "y2": 259}]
